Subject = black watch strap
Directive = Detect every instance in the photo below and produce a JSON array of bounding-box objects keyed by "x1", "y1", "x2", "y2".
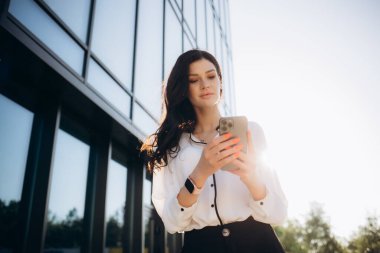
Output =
[{"x1": 185, "y1": 177, "x2": 202, "y2": 195}]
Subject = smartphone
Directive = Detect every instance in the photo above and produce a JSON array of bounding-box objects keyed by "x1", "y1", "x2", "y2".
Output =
[{"x1": 218, "y1": 116, "x2": 248, "y2": 170}]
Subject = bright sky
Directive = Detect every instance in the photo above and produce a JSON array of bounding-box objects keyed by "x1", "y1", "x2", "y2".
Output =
[{"x1": 230, "y1": 0, "x2": 380, "y2": 240}]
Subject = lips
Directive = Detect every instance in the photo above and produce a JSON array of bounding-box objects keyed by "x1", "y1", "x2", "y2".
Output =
[{"x1": 200, "y1": 93, "x2": 213, "y2": 98}]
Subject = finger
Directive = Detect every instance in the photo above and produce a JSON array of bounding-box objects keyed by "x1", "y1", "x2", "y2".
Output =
[
  {"x1": 230, "y1": 158, "x2": 246, "y2": 169},
  {"x1": 217, "y1": 144, "x2": 243, "y2": 161},
  {"x1": 247, "y1": 129, "x2": 255, "y2": 153},
  {"x1": 227, "y1": 169, "x2": 242, "y2": 176},
  {"x1": 210, "y1": 136, "x2": 241, "y2": 154},
  {"x1": 217, "y1": 151, "x2": 240, "y2": 168},
  {"x1": 209, "y1": 132, "x2": 232, "y2": 149}
]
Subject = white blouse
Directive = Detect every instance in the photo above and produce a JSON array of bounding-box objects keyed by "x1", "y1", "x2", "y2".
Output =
[{"x1": 152, "y1": 121, "x2": 288, "y2": 234}]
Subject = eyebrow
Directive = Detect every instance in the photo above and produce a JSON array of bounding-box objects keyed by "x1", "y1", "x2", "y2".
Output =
[{"x1": 189, "y1": 69, "x2": 216, "y2": 76}]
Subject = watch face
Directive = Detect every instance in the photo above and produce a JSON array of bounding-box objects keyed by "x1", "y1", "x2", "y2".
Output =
[{"x1": 185, "y1": 178, "x2": 195, "y2": 194}]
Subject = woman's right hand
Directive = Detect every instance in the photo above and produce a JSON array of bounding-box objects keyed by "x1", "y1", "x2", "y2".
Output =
[{"x1": 190, "y1": 133, "x2": 243, "y2": 187}]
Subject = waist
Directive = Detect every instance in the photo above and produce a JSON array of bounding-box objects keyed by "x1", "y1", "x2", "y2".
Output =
[{"x1": 185, "y1": 216, "x2": 271, "y2": 238}]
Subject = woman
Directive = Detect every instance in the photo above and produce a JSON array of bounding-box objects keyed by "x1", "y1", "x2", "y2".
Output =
[{"x1": 141, "y1": 49, "x2": 287, "y2": 253}]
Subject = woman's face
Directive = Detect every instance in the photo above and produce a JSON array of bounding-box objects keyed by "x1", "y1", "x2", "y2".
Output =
[{"x1": 187, "y1": 58, "x2": 221, "y2": 109}]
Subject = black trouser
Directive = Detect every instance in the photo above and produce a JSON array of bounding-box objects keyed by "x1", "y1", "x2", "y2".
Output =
[{"x1": 181, "y1": 216, "x2": 285, "y2": 253}]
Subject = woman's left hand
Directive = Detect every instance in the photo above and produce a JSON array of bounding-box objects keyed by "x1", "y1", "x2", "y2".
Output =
[{"x1": 228, "y1": 129, "x2": 267, "y2": 200}]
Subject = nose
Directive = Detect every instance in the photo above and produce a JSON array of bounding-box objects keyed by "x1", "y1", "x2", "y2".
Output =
[{"x1": 200, "y1": 78, "x2": 210, "y2": 90}]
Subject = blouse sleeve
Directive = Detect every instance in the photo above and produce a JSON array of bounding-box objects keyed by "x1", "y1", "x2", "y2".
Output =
[
  {"x1": 247, "y1": 122, "x2": 288, "y2": 225},
  {"x1": 151, "y1": 158, "x2": 198, "y2": 234}
]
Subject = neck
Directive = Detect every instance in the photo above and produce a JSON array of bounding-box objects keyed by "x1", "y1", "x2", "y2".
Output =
[{"x1": 193, "y1": 107, "x2": 221, "y2": 134}]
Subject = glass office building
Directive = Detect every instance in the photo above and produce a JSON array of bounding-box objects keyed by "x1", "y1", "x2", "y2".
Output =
[{"x1": 0, "y1": 0, "x2": 235, "y2": 252}]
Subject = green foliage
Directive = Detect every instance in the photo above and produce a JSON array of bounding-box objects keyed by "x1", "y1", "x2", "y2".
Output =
[
  {"x1": 276, "y1": 203, "x2": 368, "y2": 253},
  {"x1": 275, "y1": 220, "x2": 307, "y2": 253},
  {"x1": 347, "y1": 216, "x2": 380, "y2": 253}
]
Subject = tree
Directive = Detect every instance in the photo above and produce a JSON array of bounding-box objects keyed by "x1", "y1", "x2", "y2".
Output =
[
  {"x1": 301, "y1": 203, "x2": 347, "y2": 253},
  {"x1": 276, "y1": 203, "x2": 347, "y2": 253},
  {"x1": 348, "y1": 215, "x2": 380, "y2": 253},
  {"x1": 275, "y1": 219, "x2": 307, "y2": 253}
]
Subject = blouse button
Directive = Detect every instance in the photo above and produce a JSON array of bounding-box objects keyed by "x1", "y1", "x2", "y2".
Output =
[
  {"x1": 211, "y1": 184, "x2": 214, "y2": 187},
  {"x1": 222, "y1": 228, "x2": 230, "y2": 237},
  {"x1": 181, "y1": 208, "x2": 184, "y2": 211},
  {"x1": 211, "y1": 204, "x2": 214, "y2": 208},
  {"x1": 260, "y1": 201, "x2": 264, "y2": 206}
]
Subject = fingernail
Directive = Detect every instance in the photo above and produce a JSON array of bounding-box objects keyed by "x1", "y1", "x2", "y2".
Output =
[
  {"x1": 224, "y1": 133, "x2": 231, "y2": 139},
  {"x1": 234, "y1": 144, "x2": 243, "y2": 150},
  {"x1": 233, "y1": 138, "x2": 240, "y2": 144},
  {"x1": 234, "y1": 152, "x2": 240, "y2": 158}
]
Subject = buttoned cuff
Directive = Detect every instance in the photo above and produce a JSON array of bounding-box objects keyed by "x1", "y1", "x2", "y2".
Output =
[
  {"x1": 163, "y1": 196, "x2": 198, "y2": 233},
  {"x1": 248, "y1": 187, "x2": 276, "y2": 220}
]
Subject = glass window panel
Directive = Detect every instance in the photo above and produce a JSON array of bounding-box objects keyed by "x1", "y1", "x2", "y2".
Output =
[
  {"x1": 215, "y1": 0, "x2": 221, "y2": 18},
  {"x1": 88, "y1": 58, "x2": 131, "y2": 119},
  {"x1": 133, "y1": 103, "x2": 158, "y2": 137},
  {"x1": 44, "y1": 129, "x2": 90, "y2": 252},
  {"x1": 91, "y1": 0, "x2": 136, "y2": 89},
  {"x1": 175, "y1": 0, "x2": 182, "y2": 9},
  {"x1": 0, "y1": 94, "x2": 34, "y2": 251},
  {"x1": 227, "y1": 53, "x2": 235, "y2": 114},
  {"x1": 184, "y1": 35, "x2": 193, "y2": 52},
  {"x1": 9, "y1": 0, "x2": 84, "y2": 74},
  {"x1": 143, "y1": 178, "x2": 152, "y2": 207},
  {"x1": 183, "y1": 0, "x2": 196, "y2": 37},
  {"x1": 105, "y1": 159, "x2": 127, "y2": 252},
  {"x1": 43, "y1": 0, "x2": 91, "y2": 43},
  {"x1": 164, "y1": 5, "x2": 182, "y2": 78},
  {"x1": 134, "y1": 0, "x2": 163, "y2": 120},
  {"x1": 206, "y1": 2, "x2": 215, "y2": 55},
  {"x1": 215, "y1": 27, "x2": 221, "y2": 63},
  {"x1": 224, "y1": 0, "x2": 232, "y2": 47},
  {"x1": 196, "y1": 0, "x2": 207, "y2": 50},
  {"x1": 221, "y1": 0, "x2": 227, "y2": 34}
]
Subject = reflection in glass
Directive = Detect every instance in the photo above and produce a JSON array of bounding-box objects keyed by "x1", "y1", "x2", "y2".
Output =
[
  {"x1": 9, "y1": 0, "x2": 84, "y2": 74},
  {"x1": 44, "y1": 129, "x2": 90, "y2": 252},
  {"x1": 132, "y1": 103, "x2": 158, "y2": 137},
  {"x1": 0, "y1": 94, "x2": 34, "y2": 251},
  {"x1": 105, "y1": 160, "x2": 127, "y2": 252},
  {"x1": 206, "y1": 2, "x2": 215, "y2": 55},
  {"x1": 91, "y1": 0, "x2": 136, "y2": 89},
  {"x1": 43, "y1": 0, "x2": 91, "y2": 43},
  {"x1": 87, "y1": 59, "x2": 131, "y2": 119},
  {"x1": 134, "y1": 0, "x2": 163, "y2": 119},
  {"x1": 183, "y1": 0, "x2": 196, "y2": 37},
  {"x1": 164, "y1": 5, "x2": 182, "y2": 77},
  {"x1": 196, "y1": 0, "x2": 207, "y2": 50}
]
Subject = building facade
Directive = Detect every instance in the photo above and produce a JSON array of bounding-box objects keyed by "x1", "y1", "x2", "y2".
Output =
[{"x1": 0, "y1": 0, "x2": 235, "y2": 252}]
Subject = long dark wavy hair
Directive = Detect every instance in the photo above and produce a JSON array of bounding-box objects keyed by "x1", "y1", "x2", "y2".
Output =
[{"x1": 140, "y1": 49, "x2": 222, "y2": 172}]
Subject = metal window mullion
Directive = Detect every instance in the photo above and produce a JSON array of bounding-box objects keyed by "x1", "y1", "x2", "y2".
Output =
[
  {"x1": 83, "y1": 0, "x2": 97, "y2": 82},
  {"x1": 129, "y1": 0, "x2": 140, "y2": 121},
  {"x1": 18, "y1": 101, "x2": 61, "y2": 253},
  {"x1": 85, "y1": 129, "x2": 111, "y2": 253}
]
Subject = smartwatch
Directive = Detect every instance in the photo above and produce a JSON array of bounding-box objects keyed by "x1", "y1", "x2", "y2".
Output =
[{"x1": 185, "y1": 177, "x2": 202, "y2": 195}]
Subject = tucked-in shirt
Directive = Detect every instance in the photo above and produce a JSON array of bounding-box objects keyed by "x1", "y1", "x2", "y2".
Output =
[{"x1": 152, "y1": 121, "x2": 288, "y2": 234}]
